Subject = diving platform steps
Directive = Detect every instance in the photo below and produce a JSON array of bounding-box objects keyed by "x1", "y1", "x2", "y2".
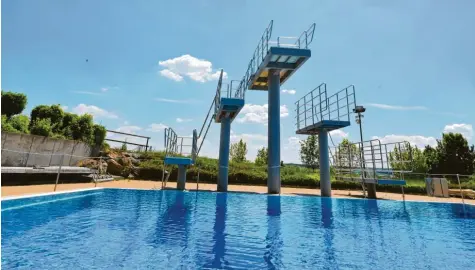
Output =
[
  {"x1": 249, "y1": 47, "x2": 311, "y2": 91},
  {"x1": 164, "y1": 157, "x2": 194, "y2": 166}
]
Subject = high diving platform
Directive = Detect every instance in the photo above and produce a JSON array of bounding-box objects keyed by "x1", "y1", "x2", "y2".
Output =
[
  {"x1": 232, "y1": 20, "x2": 316, "y2": 194},
  {"x1": 295, "y1": 83, "x2": 354, "y2": 134},
  {"x1": 214, "y1": 72, "x2": 245, "y2": 123},
  {"x1": 295, "y1": 83, "x2": 356, "y2": 197},
  {"x1": 162, "y1": 127, "x2": 198, "y2": 190}
]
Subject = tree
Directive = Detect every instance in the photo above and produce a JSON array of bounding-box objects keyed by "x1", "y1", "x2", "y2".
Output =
[
  {"x1": 230, "y1": 139, "x2": 247, "y2": 163},
  {"x1": 300, "y1": 135, "x2": 319, "y2": 170},
  {"x1": 1, "y1": 91, "x2": 27, "y2": 118},
  {"x1": 70, "y1": 114, "x2": 95, "y2": 144},
  {"x1": 334, "y1": 138, "x2": 360, "y2": 169},
  {"x1": 93, "y1": 124, "x2": 107, "y2": 146},
  {"x1": 255, "y1": 147, "x2": 268, "y2": 166},
  {"x1": 30, "y1": 104, "x2": 64, "y2": 132},
  {"x1": 30, "y1": 118, "x2": 52, "y2": 137},
  {"x1": 9, "y1": 115, "x2": 30, "y2": 134},
  {"x1": 429, "y1": 133, "x2": 475, "y2": 175}
]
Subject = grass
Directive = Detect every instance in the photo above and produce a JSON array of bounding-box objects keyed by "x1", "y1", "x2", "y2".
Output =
[{"x1": 136, "y1": 151, "x2": 475, "y2": 195}]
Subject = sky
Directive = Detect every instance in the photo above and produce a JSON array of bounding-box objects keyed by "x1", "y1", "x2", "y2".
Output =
[{"x1": 2, "y1": 0, "x2": 475, "y2": 163}]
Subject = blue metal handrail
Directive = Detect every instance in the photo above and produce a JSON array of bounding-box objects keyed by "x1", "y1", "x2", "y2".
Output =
[
  {"x1": 295, "y1": 84, "x2": 356, "y2": 131},
  {"x1": 234, "y1": 20, "x2": 316, "y2": 99}
]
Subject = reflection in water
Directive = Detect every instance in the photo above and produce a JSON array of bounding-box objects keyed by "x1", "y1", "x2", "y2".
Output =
[
  {"x1": 150, "y1": 192, "x2": 192, "y2": 249},
  {"x1": 321, "y1": 197, "x2": 336, "y2": 269},
  {"x1": 265, "y1": 195, "x2": 283, "y2": 269},
  {"x1": 203, "y1": 192, "x2": 228, "y2": 269}
]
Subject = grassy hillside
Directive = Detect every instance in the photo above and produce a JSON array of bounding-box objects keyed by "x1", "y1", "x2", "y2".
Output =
[{"x1": 136, "y1": 151, "x2": 475, "y2": 195}]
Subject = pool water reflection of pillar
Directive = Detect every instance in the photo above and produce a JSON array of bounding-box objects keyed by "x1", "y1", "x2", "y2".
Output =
[{"x1": 265, "y1": 195, "x2": 283, "y2": 268}]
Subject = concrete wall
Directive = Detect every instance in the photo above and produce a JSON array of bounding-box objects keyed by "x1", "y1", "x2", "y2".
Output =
[{"x1": 1, "y1": 132, "x2": 92, "y2": 167}]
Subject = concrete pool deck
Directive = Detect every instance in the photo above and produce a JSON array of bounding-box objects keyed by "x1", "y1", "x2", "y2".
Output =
[{"x1": 1, "y1": 180, "x2": 474, "y2": 205}]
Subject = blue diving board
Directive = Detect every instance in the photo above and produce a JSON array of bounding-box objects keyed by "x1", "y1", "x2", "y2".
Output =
[
  {"x1": 215, "y1": 98, "x2": 245, "y2": 123},
  {"x1": 164, "y1": 157, "x2": 194, "y2": 166},
  {"x1": 296, "y1": 120, "x2": 351, "y2": 134},
  {"x1": 249, "y1": 47, "x2": 312, "y2": 91}
]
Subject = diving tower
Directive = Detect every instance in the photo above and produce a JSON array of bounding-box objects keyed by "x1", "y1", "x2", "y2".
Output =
[
  {"x1": 332, "y1": 139, "x2": 414, "y2": 198},
  {"x1": 295, "y1": 84, "x2": 356, "y2": 197},
  {"x1": 214, "y1": 71, "x2": 245, "y2": 191},
  {"x1": 162, "y1": 127, "x2": 198, "y2": 190},
  {"x1": 234, "y1": 20, "x2": 316, "y2": 194}
]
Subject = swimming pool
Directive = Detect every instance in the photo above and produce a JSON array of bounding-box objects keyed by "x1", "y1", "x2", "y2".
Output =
[{"x1": 2, "y1": 188, "x2": 474, "y2": 269}]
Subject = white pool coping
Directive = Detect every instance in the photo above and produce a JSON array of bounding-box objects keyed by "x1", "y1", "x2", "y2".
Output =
[
  {"x1": 1, "y1": 186, "x2": 472, "y2": 206},
  {"x1": 1, "y1": 187, "x2": 105, "y2": 201}
]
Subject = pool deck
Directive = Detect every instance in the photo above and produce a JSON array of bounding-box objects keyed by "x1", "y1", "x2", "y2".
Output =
[{"x1": 2, "y1": 180, "x2": 474, "y2": 205}]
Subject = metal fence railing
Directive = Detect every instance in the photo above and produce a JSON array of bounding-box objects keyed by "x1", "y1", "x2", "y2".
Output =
[
  {"x1": 295, "y1": 84, "x2": 356, "y2": 130},
  {"x1": 234, "y1": 20, "x2": 316, "y2": 99}
]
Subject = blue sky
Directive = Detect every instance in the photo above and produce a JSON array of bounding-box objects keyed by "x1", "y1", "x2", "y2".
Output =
[{"x1": 2, "y1": 0, "x2": 474, "y2": 163}]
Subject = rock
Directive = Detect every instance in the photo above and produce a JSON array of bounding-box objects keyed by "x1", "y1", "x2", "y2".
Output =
[
  {"x1": 78, "y1": 159, "x2": 99, "y2": 169},
  {"x1": 130, "y1": 157, "x2": 140, "y2": 166},
  {"x1": 130, "y1": 153, "x2": 141, "y2": 159},
  {"x1": 107, "y1": 159, "x2": 124, "y2": 176},
  {"x1": 118, "y1": 157, "x2": 132, "y2": 167}
]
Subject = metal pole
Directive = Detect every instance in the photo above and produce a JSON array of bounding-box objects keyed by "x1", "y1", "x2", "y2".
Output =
[
  {"x1": 177, "y1": 165, "x2": 187, "y2": 190},
  {"x1": 268, "y1": 69, "x2": 281, "y2": 194},
  {"x1": 319, "y1": 130, "x2": 331, "y2": 197},
  {"x1": 54, "y1": 154, "x2": 65, "y2": 192},
  {"x1": 456, "y1": 174, "x2": 466, "y2": 214},
  {"x1": 145, "y1": 138, "x2": 149, "y2": 152},
  {"x1": 358, "y1": 112, "x2": 377, "y2": 198},
  {"x1": 218, "y1": 116, "x2": 231, "y2": 192}
]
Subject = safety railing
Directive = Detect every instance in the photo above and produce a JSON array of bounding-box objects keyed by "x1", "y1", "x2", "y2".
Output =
[
  {"x1": 234, "y1": 20, "x2": 316, "y2": 99},
  {"x1": 164, "y1": 127, "x2": 198, "y2": 160},
  {"x1": 295, "y1": 84, "x2": 356, "y2": 130}
]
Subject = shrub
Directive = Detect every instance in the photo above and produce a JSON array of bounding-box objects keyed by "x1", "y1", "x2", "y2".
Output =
[
  {"x1": 9, "y1": 114, "x2": 30, "y2": 133},
  {"x1": 30, "y1": 118, "x2": 52, "y2": 137},
  {"x1": 70, "y1": 114, "x2": 94, "y2": 143},
  {"x1": 1, "y1": 115, "x2": 19, "y2": 133},
  {"x1": 1, "y1": 91, "x2": 27, "y2": 118},
  {"x1": 93, "y1": 124, "x2": 107, "y2": 146}
]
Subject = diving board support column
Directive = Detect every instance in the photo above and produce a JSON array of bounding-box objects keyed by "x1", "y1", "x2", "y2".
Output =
[
  {"x1": 177, "y1": 165, "x2": 187, "y2": 190},
  {"x1": 319, "y1": 129, "x2": 331, "y2": 197},
  {"x1": 218, "y1": 116, "x2": 231, "y2": 192},
  {"x1": 268, "y1": 69, "x2": 281, "y2": 194}
]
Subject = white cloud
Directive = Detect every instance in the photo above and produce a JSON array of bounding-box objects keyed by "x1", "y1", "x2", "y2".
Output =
[
  {"x1": 329, "y1": 129, "x2": 349, "y2": 138},
  {"x1": 282, "y1": 89, "x2": 296, "y2": 95},
  {"x1": 71, "y1": 91, "x2": 105, "y2": 96},
  {"x1": 230, "y1": 132, "x2": 268, "y2": 143},
  {"x1": 176, "y1": 118, "x2": 193, "y2": 123},
  {"x1": 237, "y1": 104, "x2": 289, "y2": 124},
  {"x1": 159, "y1": 69, "x2": 184, "y2": 82},
  {"x1": 72, "y1": 104, "x2": 118, "y2": 119},
  {"x1": 371, "y1": 134, "x2": 437, "y2": 149},
  {"x1": 101, "y1": 87, "x2": 109, "y2": 92},
  {"x1": 158, "y1": 54, "x2": 227, "y2": 83},
  {"x1": 366, "y1": 103, "x2": 427, "y2": 111},
  {"x1": 116, "y1": 125, "x2": 142, "y2": 134},
  {"x1": 61, "y1": 105, "x2": 68, "y2": 111},
  {"x1": 147, "y1": 123, "x2": 168, "y2": 132},
  {"x1": 155, "y1": 98, "x2": 196, "y2": 104},
  {"x1": 443, "y1": 123, "x2": 473, "y2": 141}
]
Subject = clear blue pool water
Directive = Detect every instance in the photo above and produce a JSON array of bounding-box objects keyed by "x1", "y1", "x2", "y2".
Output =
[{"x1": 2, "y1": 188, "x2": 474, "y2": 269}]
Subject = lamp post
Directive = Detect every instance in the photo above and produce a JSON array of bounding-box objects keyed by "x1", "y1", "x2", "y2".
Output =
[{"x1": 353, "y1": 105, "x2": 377, "y2": 199}]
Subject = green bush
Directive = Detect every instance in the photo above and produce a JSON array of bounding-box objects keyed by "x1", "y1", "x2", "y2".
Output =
[
  {"x1": 71, "y1": 114, "x2": 94, "y2": 143},
  {"x1": 1, "y1": 90, "x2": 27, "y2": 118},
  {"x1": 9, "y1": 115, "x2": 30, "y2": 133},
  {"x1": 1, "y1": 115, "x2": 19, "y2": 133},
  {"x1": 93, "y1": 124, "x2": 107, "y2": 146},
  {"x1": 30, "y1": 118, "x2": 52, "y2": 137}
]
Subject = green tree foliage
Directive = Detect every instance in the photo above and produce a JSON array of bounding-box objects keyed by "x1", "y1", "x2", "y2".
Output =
[
  {"x1": 255, "y1": 147, "x2": 268, "y2": 166},
  {"x1": 429, "y1": 133, "x2": 475, "y2": 175},
  {"x1": 300, "y1": 135, "x2": 319, "y2": 170},
  {"x1": 121, "y1": 142, "x2": 127, "y2": 151},
  {"x1": 334, "y1": 138, "x2": 360, "y2": 168},
  {"x1": 9, "y1": 115, "x2": 30, "y2": 134},
  {"x1": 30, "y1": 104, "x2": 64, "y2": 132},
  {"x1": 71, "y1": 114, "x2": 94, "y2": 143},
  {"x1": 230, "y1": 139, "x2": 247, "y2": 163},
  {"x1": 30, "y1": 118, "x2": 53, "y2": 137},
  {"x1": 1, "y1": 91, "x2": 27, "y2": 118},
  {"x1": 93, "y1": 124, "x2": 107, "y2": 145},
  {"x1": 1, "y1": 115, "x2": 19, "y2": 133}
]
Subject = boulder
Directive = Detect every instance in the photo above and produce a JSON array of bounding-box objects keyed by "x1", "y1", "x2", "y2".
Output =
[{"x1": 107, "y1": 159, "x2": 124, "y2": 176}]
